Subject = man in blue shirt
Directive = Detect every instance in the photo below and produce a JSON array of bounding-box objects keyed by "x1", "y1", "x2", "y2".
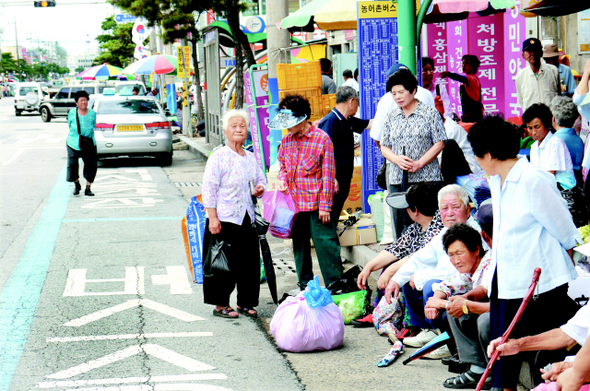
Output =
[
  {"x1": 317, "y1": 86, "x2": 370, "y2": 222},
  {"x1": 543, "y1": 44, "x2": 576, "y2": 97},
  {"x1": 550, "y1": 96, "x2": 585, "y2": 181}
]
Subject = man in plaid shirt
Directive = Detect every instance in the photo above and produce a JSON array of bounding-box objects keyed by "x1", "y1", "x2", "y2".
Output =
[{"x1": 270, "y1": 94, "x2": 343, "y2": 290}]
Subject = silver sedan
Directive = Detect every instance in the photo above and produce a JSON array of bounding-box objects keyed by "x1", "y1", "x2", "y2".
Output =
[{"x1": 93, "y1": 95, "x2": 173, "y2": 166}]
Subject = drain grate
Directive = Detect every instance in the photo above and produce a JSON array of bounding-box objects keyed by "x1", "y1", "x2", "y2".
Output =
[
  {"x1": 175, "y1": 182, "x2": 200, "y2": 187},
  {"x1": 272, "y1": 258, "x2": 297, "y2": 274}
]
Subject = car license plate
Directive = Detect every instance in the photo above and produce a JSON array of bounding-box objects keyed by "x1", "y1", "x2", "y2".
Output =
[{"x1": 117, "y1": 125, "x2": 143, "y2": 132}]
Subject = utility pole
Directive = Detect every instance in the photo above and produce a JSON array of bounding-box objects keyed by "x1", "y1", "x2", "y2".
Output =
[
  {"x1": 14, "y1": 17, "x2": 19, "y2": 61},
  {"x1": 266, "y1": 0, "x2": 290, "y2": 81}
]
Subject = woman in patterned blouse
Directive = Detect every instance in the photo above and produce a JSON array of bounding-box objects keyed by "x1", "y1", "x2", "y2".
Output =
[
  {"x1": 381, "y1": 69, "x2": 447, "y2": 239},
  {"x1": 201, "y1": 109, "x2": 267, "y2": 319}
]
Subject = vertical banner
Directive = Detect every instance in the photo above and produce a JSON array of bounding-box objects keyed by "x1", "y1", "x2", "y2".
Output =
[
  {"x1": 504, "y1": 4, "x2": 526, "y2": 118},
  {"x1": 177, "y1": 46, "x2": 185, "y2": 79},
  {"x1": 358, "y1": 1, "x2": 399, "y2": 213},
  {"x1": 445, "y1": 19, "x2": 468, "y2": 117},
  {"x1": 244, "y1": 69, "x2": 271, "y2": 171}
]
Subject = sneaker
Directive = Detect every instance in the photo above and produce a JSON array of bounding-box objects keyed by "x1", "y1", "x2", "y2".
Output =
[
  {"x1": 350, "y1": 313, "x2": 373, "y2": 327},
  {"x1": 403, "y1": 328, "x2": 440, "y2": 348},
  {"x1": 423, "y1": 345, "x2": 453, "y2": 360}
]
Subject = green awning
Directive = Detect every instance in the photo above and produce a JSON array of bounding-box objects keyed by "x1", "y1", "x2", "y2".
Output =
[
  {"x1": 207, "y1": 21, "x2": 305, "y2": 46},
  {"x1": 280, "y1": 0, "x2": 332, "y2": 32}
]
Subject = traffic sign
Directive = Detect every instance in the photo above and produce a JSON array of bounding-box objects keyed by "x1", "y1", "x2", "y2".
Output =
[{"x1": 114, "y1": 13, "x2": 137, "y2": 23}]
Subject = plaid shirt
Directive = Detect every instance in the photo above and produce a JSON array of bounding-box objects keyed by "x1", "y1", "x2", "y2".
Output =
[{"x1": 278, "y1": 124, "x2": 336, "y2": 212}]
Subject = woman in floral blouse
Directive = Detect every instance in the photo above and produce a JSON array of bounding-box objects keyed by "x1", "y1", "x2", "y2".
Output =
[{"x1": 202, "y1": 109, "x2": 266, "y2": 319}]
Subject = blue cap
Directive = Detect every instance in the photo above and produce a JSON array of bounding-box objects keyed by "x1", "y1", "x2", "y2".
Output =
[
  {"x1": 474, "y1": 199, "x2": 493, "y2": 227},
  {"x1": 386, "y1": 63, "x2": 410, "y2": 78}
]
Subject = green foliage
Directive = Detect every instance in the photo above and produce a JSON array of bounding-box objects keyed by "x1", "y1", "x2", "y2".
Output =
[
  {"x1": 93, "y1": 15, "x2": 135, "y2": 68},
  {"x1": 0, "y1": 52, "x2": 16, "y2": 73},
  {"x1": 75, "y1": 66, "x2": 85, "y2": 73}
]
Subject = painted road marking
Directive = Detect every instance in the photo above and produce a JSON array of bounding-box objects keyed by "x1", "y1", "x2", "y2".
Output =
[
  {"x1": 0, "y1": 166, "x2": 70, "y2": 391},
  {"x1": 47, "y1": 332, "x2": 213, "y2": 343},
  {"x1": 62, "y1": 217, "x2": 182, "y2": 223},
  {"x1": 46, "y1": 344, "x2": 216, "y2": 379},
  {"x1": 82, "y1": 197, "x2": 164, "y2": 209},
  {"x1": 37, "y1": 374, "x2": 229, "y2": 389},
  {"x1": 152, "y1": 266, "x2": 193, "y2": 294},
  {"x1": 1, "y1": 148, "x2": 25, "y2": 166},
  {"x1": 62, "y1": 299, "x2": 204, "y2": 327},
  {"x1": 64, "y1": 267, "x2": 145, "y2": 297}
]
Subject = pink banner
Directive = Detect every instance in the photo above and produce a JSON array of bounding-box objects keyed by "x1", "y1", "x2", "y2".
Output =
[
  {"x1": 504, "y1": 5, "x2": 525, "y2": 118},
  {"x1": 445, "y1": 19, "x2": 468, "y2": 117}
]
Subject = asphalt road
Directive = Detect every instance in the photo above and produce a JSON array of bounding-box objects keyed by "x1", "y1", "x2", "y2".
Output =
[{"x1": 0, "y1": 97, "x2": 453, "y2": 391}]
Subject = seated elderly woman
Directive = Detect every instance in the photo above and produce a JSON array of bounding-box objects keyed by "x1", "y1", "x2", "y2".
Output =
[
  {"x1": 355, "y1": 182, "x2": 444, "y2": 333},
  {"x1": 424, "y1": 219, "x2": 494, "y2": 389},
  {"x1": 384, "y1": 184, "x2": 488, "y2": 359},
  {"x1": 201, "y1": 109, "x2": 267, "y2": 319}
]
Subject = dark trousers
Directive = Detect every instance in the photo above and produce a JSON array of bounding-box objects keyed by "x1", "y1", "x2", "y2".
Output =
[
  {"x1": 66, "y1": 144, "x2": 97, "y2": 183},
  {"x1": 292, "y1": 210, "x2": 343, "y2": 289},
  {"x1": 203, "y1": 215, "x2": 260, "y2": 309},
  {"x1": 448, "y1": 312, "x2": 491, "y2": 368},
  {"x1": 403, "y1": 279, "x2": 446, "y2": 330},
  {"x1": 331, "y1": 176, "x2": 351, "y2": 224},
  {"x1": 490, "y1": 276, "x2": 579, "y2": 389}
]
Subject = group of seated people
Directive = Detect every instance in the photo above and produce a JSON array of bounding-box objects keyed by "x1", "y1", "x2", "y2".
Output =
[{"x1": 354, "y1": 113, "x2": 588, "y2": 391}]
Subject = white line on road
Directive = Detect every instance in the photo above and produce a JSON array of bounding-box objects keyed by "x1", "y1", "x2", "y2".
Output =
[
  {"x1": 1, "y1": 148, "x2": 25, "y2": 166},
  {"x1": 47, "y1": 332, "x2": 213, "y2": 343},
  {"x1": 37, "y1": 374, "x2": 228, "y2": 389},
  {"x1": 46, "y1": 344, "x2": 216, "y2": 379},
  {"x1": 62, "y1": 299, "x2": 204, "y2": 327}
]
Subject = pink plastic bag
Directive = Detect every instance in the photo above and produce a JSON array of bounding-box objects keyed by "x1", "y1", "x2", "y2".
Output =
[
  {"x1": 532, "y1": 382, "x2": 590, "y2": 391},
  {"x1": 270, "y1": 293, "x2": 344, "y2": 352},
  {"x1": 262, "y1": 190, "x2": 298, "y2": 239}
]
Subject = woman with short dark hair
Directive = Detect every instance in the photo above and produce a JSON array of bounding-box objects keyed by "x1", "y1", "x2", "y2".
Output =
[{"x1": 66, "y1": 90, "x2": 97, "y2": 196}]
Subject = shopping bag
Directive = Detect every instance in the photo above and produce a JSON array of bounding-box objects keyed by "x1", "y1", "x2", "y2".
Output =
[
  {"x1": 332, "y1": 290, "x2": 368, "y2": 324},
  {"x1": 203, "y1": 237, "x2": 231, "y2": 278},
  {"x1": 270, "y1": 276, "x2": 344, "y2": 352},
  {"x1": 262, "y1": 190, "x2": 298, "y2": 239},
  {"x1": 181, "y1": 195, "x2": 207, "y2": 283}
]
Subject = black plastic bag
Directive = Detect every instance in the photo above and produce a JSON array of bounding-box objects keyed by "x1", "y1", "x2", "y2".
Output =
[
  {"x1": 376, "y1": 162, "x2": 387, "y2": 190},
  {"x1": 203, "y1": 237, "x2": 230, "y2": 278}
]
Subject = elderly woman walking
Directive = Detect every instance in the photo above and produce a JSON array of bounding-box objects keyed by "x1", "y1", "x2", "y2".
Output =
[
  {"x1": 381, "y1": 68, "x2": 446, "y2": 239},
  {"x1": 201, "y1": 109, "x2": 266, "y2": 319}
]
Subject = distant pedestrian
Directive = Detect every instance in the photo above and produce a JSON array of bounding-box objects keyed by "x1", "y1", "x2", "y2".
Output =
[
  {"x1": 341, "y1": 69, "x2": 359, "y2": 91},
  {"x1": 515, "y1": 38, "x2": 560, "y2": 111},
  {"x1": 320, "y1": 58, "x2": 336, "y2": 95},
  {"x1": 66, "y1": 90, "x2": 97, "y2": 196},
  {"x1": 543, "y1": 44, "x2": 576, "y2": 97},
  {"x1": 440, "y1": 55, "x2": 484, "y2": 123}
]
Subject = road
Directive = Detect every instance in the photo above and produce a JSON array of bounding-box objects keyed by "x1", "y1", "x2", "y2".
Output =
[{"x1": 0, "y1": 97, "x2": 451, "y2": 391}]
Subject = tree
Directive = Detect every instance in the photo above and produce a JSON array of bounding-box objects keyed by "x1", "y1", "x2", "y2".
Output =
[
  {"x1": 0, "y1": 52, "x2": 16, "y2": 74},
  {"x1": 75, "y1": 66, "x2": 85, "y2": 73},
  {"x1": 93, "y1": 16, "x2": 135, "y2": 68}
]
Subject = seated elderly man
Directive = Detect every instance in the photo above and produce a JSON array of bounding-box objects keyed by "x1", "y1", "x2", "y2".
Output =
[
  {"x1": 384, "y1": 185, "x2": 486, "y2": 356},
  {"x1": 487, "y1": 302, "x2": 587, "y2": 388},
  {"x1": 424, "y1": 203, "x2": 494, "y2": 389},
  {"x1": 355, "y1": 182, "x2": 444, "y2": 332}
]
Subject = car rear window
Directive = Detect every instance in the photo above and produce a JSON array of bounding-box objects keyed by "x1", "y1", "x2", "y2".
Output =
[
  {"x1": 97, "y1": 99, "x2": 161, "y2": 115},
  {"x1": 20, "y1": 87, "x2": 38, "y2": 95},
  {"x1": 115, "y1": 84, "x2": 146, "y2": 95},
  {"x1": 57, "y1": 88, "x2": 70, "y2": 99}
]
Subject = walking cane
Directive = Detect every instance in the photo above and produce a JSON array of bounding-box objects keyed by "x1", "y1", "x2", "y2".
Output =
[{"x1": 475, "y1": 267, "x2": 542, "y2": 391}]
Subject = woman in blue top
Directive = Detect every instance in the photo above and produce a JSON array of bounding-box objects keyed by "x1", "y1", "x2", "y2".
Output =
[{"x1": 66, "y1": 90, "x2": 97, "y2": 196}]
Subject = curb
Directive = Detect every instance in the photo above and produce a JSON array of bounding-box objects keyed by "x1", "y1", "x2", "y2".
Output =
[{"x1": 178, "y1": 135, "x2": 212, "y2": 161}]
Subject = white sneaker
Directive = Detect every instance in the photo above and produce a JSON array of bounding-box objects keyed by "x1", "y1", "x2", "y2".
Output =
[
  {"x1": 403, "y1": 329, "x2": 440, "y2": 348},
  {"x1": 423, "y1": 345, "x2": 452, "y2": 360}
]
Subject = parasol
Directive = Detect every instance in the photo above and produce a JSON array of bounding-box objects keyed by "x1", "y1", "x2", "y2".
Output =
[
  {"x1": 402, "y1": 331, "x2": 451, "y2": 364},
  {"x1": 76, "y1": 63, "x2": 123, "y2": 80},
  {"x1": 118, "y1": 55, "x2": 178, "y2": 76}
]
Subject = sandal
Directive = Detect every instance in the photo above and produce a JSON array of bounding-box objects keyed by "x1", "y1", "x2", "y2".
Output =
[
  {"x1": 236, "y1": 306, "x2": 258, "y2": 318},
  {"x1": 443, "y1": 370, "x2": 491, "y2": 389},
  {"x1": 213, "y1": 306, "x2": 239, "y2": 319}
]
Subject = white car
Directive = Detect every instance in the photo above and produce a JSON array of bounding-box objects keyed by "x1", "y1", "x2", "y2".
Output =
[
  {"x1": 92, "y1": 93, "x2": 173, "y2": 166},
  {"x1": 114, "y1": 81, "x2": 147, "y2": 96},
  {"x1": 14, "y1": 82, "x2": 46, "y2": 116}
]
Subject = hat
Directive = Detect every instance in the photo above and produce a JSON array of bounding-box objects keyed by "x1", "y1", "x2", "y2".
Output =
[
  {"x1": 386, "y1": 192, "x2": 409, "y2": 209},
  {"x1": 386, "y1": 63, "x2": 410, "y2": 78},
  {"x1": 434, "y1": 96, "x2": 445, "y2": 116},
  {"x1": 268, "y1": 109, "x2": 308, "y2": 130},
  {"x1": 543, "y1": 44, "x2": 560, "y2": 58},
  {"x1": 474, "y1": 199, "x2": 492, "y2": 227},
  {"x1": 522, "y1": 38, "x2": 542, "y2": 53}
]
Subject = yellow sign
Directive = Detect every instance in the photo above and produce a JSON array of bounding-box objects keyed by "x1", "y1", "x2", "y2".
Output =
[
  {"x1": 177, "y1": 46, "x2": 185, "y2": 79},
  {"x1": 183, "y1": 46, "x2": 191, "y2": 75},
  {"x1": 358, "y1": 0, "x2": 420, "y2": 19}
]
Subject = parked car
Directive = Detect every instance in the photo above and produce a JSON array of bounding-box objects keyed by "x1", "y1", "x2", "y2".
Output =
[
  {"x1": 114, "y1": 81, "x2": 147, "y2": 95},
  {"x1": 92, "y1": 92, "x2": 173, "y2": 166},
  {"x1": 39, "y1": 84, "x2": 106, "y2": 122},
  {"x1": 14, "y1": 82, "x2": 47, "y2": 116}
]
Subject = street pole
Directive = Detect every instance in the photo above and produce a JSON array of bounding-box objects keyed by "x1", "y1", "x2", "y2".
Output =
[
  {"x1": 266, "y1": 0, "x2": 290, "y2": 80},
  {"x1": 397, "y1": 0, "x2": 417, "y2": 74},
  {"x1": 14, "y1": 17, "x2": 19, "y2": 61}
]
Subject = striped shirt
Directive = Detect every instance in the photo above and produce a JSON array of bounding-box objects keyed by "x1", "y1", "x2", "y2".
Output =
[{"x1": 278, "y1": 124, "x2": 336, "y2": 212}]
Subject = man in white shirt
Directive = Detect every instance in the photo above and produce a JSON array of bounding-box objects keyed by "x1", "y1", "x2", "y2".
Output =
[
  {"x1": 467, "y1": 115, "x2": 581, "y2": 391},
  {"x1": 341, "y1": 69, "x2": 359, "y2": 91},
  {"x1": 370, "y1": 63, "x2": 435, "y2": 147},
  {"x1": 515, "y1": 38, "x2": 560, "y2": 112},
  {"x1": 383, "y1": 185, "x2": 484, "y2": 350}
]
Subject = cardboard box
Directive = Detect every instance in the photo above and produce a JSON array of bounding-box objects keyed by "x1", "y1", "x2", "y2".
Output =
[
  {"x1": 337, "y1": 217, "x2": 377, "y2": 247},
  {"x1": 341, "y1": 165, "x2": 362, "y2": 217}
]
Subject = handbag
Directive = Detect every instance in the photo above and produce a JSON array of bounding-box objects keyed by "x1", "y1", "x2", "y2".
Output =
[
  {"x1": 203, "y1": 236, "x2": 231, "y2": 278},
  {"x1": 76, "y1": 110, "x2": 94, "y2": 153},
  {"x1": 376, "y1": 161, "x2": 387, "y2": 190}
]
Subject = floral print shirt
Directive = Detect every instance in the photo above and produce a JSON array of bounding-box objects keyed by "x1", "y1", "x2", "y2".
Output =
[
  {"x1": 202, "y1": 146, "x2": 266, "y2": 225},
  {"x1": 385, "y1": 211, "x2": 444, "y2": 259},
  {"x1": 434, "y1": 251, "x2": 492, "y2": 298}
]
